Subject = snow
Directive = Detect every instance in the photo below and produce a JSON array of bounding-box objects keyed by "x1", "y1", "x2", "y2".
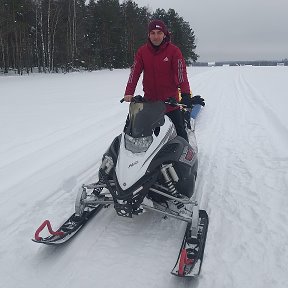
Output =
[{"x1": 1, "y1": 66, "x2": 288, "y2": 288}]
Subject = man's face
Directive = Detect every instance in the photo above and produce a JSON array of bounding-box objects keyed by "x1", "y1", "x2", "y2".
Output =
[{"x1": 149, "y1": 29, "x2": 166, "y2": 46}]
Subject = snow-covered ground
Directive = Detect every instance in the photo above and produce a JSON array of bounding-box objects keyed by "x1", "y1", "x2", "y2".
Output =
[{"x1": 0, "y1": 66, "x2": 288, "y2": 288}]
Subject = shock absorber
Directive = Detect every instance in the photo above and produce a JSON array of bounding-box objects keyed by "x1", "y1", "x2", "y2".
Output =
[
  {"x1": 161, "y1": 164, "x2": 184, "y2": 209},
  {"x1": 161, "y1": 164, "x2": 177, "y2": 195}
]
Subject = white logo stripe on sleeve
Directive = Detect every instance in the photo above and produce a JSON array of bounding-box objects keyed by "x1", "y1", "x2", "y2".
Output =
[
  {"x1": 178, "y1": 59, "x2": 184, "y2": 83},
  {"x1": 128, "y1": 60, "x2": 137, "y2": 84}
]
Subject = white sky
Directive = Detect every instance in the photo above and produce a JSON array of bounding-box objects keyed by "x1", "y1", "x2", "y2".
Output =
[{"x1": 131, "y1": 0, "x2": 288, "y2": 62}]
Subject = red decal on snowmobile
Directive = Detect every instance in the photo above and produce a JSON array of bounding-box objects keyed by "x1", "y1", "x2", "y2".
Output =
[{"x1": 185, "y1": 148, "x2": 194, "y2": 161}]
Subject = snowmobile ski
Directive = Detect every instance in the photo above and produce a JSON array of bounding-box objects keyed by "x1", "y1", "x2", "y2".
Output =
[
  {"x1": 32, "y1": 204, "x2": 104, "y2": 245},
  {"x1": 171, "y1": 209, "x2": 209, "y2": 277}
]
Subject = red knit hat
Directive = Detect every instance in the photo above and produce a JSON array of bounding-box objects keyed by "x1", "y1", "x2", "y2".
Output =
[{"x1": 148, "y1": 20, "x2": 168, "y2": 35}]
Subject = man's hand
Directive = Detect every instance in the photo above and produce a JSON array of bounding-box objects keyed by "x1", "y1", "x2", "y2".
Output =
[
  {"x1": 192, "y1": 95, "x2": 205, "y2": 106},
  {"x1": 181, "y1": 93, "x2": 205, "y2": 108},
  {"x1": 124, "y1": 95, "x2": 134, "y2": 102},
  {"x1": 180, "y1": 93, "x2": 193, "y2": 108}
]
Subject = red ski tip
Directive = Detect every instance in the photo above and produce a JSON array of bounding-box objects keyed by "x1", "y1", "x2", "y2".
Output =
[
  {"x1": 34, "y1": 220, "x2": 64, "y2": 241},
  {"x1": 178, "y1": 248, "x2": 194, "y2": 276}
]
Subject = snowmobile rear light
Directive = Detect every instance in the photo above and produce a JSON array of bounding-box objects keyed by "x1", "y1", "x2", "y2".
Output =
[{"x1": 124, "y1": 134, "x2": 153, "y2": 153}]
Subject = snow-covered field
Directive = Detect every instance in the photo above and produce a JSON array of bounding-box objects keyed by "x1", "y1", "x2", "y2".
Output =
[{"x1": 1, "y1": 66, "x2": 288, "y2": 288}]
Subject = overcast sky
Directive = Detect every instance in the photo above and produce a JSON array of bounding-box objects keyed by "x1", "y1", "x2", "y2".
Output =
[{"x1": 130, "y1": 0, "x2": 288, "y2": 62}]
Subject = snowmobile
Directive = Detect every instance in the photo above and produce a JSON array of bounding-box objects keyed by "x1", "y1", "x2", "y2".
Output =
[{"x1": 33, "y1": 96, "x2": 209, "y2": 278}]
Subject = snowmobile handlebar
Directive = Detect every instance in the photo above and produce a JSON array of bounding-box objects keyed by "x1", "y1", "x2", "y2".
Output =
[
  {"x1": 120, "y1": 96, "x2": 188, "y2": 108},
  {"x1": 164, "y1": 98, "x2": 188, "y2": 109},
  {"x1": 120, "y1": 95, "x2": 145, "y2": 103}
]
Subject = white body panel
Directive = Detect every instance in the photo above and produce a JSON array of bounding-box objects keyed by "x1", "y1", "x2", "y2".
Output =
[{"x1": 115, "y1": 116, "x2": 176, "y2": 190}]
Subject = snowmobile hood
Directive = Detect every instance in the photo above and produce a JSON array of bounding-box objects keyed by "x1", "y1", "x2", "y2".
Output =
[{"x1": 115, "y1": 116, "x2": 176, "y2": 190}]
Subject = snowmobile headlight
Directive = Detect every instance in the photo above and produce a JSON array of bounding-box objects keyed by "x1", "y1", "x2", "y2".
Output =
[{"x1": 124, "y1": 135, "x2": 153, "y2": 153}]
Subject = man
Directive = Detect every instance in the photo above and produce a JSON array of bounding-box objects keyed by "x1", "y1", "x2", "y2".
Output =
[{"x1": 124, "y1": 19, "x2": 192, "y2": 141}]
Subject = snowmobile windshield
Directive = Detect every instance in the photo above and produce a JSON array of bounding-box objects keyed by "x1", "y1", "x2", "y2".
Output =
[
  {"x1": 124, "y1": 101, "x2": 166, "y2": 153},
  {"x1": 127, "y1": 101, "x2": 165, "y2": 138}
]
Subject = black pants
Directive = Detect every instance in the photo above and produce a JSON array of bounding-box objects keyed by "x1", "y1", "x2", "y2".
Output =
[{"x1": 166, "y1": 109, "x2": 188, "y2": 142}]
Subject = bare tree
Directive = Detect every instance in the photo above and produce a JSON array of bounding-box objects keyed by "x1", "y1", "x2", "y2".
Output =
[
  {"x1": 0, "y1": 31, "x2": 7, "y2": 72},
  {"x1": 50, "y1": 4, "x2": 61, "y2": 71}
]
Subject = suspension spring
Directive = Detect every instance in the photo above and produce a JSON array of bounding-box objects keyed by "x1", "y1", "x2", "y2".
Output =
[
  {"x1": 161, "y1": 164, "x2": 178, "y2": 196},
  {"x1": 161, "y1": 164, "x2": 184, "y2": 209}
]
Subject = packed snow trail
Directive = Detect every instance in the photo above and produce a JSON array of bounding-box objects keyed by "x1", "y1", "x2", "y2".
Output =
[
  {"x1": 0, "y1": 67, "x2": 287, "y2": 288},
  {"x1": 194, "y1": 67, "x2": 288, "y2": 287}
]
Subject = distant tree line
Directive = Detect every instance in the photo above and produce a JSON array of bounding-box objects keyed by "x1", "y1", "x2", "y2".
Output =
[
  {"x1": 0, "y1": 0, "x2": 198, "y2": 74},
  {"x1": 193, "y1": 59, "x2": 288, "y2": 67}
]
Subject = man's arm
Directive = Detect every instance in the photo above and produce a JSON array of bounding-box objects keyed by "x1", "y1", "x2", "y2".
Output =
[{"x1": 124, "y1": 49, "x2": 144, "y2": 101}]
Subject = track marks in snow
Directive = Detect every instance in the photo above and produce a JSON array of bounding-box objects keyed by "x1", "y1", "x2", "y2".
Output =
[
  {"x1": 30, "y1": 209, "x2": 189, "y2": 288},
  {"x1": 240, "y1": 73, "x2": 288, "y2": 153},
  {"x1": 192, "y1": 68, "x2": 288, "y2": 287},
  {"x1": 0, "y1": 120, "x2": 124, "y2": 259}
]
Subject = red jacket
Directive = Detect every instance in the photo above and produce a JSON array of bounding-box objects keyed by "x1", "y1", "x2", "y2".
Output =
[{"x1": 125, "y1": 40, "x2": 190, "y2": 112}]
